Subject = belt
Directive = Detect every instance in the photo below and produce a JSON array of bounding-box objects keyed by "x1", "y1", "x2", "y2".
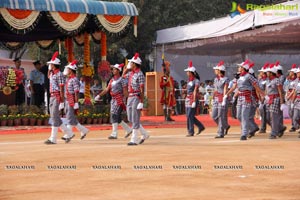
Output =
[
  {"x1": 50, "y1": 92, "x2": 60, "y2": 97},
  {"x1": 238, "y1": 90, "x2": 251, "y2": 96},
  {"x1": 129, "y1": 93, "x2": 140, "y2": 97}
]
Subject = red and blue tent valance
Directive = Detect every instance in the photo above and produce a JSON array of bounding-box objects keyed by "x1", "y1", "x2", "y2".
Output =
[{"x1": 0, "y1": 0, "x2": 138, "y2": 42}]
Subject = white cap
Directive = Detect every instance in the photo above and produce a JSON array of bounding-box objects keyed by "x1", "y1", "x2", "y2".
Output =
[
  {"x1": 128, "y1": 53, "x2": 142, "y2": 65},
  {"x1": 238, "y1": 60, "x2": 251, "y2": 70},
  {"x1": 112, "y1": 63, "x2": 124, "y2": 71},
  {"x1": 274, "y1": 61, "x2": 283, "y2": 71},
  {"x1": 65, "y1": 60, "x2": 78, "y2": 71},
  {"x1": 184, "y1": 61, "x2": 196, "y2": 72},
  {"x1": 266, "y1": 64, "x2": 277, "y2": 74},
  {"x1": 213, "y1": 61, "x2": 226, "y2": 71},
  {"x1": 47, "y1": 51, "x2": 60, "y2": 65},
  {"x1": 289, "y1": 64, "x2": 297, "y2": 72},
  {"x1": 258, "y1": 63, "x2": 269, "y2": 72},
  {"x1": 295, "y1": 67, "x2": 300, "y2": 73}
]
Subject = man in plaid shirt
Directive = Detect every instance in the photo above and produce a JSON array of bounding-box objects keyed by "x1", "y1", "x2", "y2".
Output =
[
  {"x1": 45, "y1": 52, "x2": 73, "y2": 145},
  {"x1": 61, "y1": 60, "x2": 89, "y2": 141}
]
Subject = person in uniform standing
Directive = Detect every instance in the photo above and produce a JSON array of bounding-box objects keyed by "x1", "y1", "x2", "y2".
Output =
[
  {"x1": 13, "y1": 58, "x2": 26, "y2": 105},
  {"x1": 247, "y1": 64, "x2": 260, "y2": 138},
  {"x1": 123, "y1": 53, "x2": 149, "y2": 145},
  {"x1": 184, "y1": 61, "x2": 205, "y2": 137},
  {"x1": 275, "y1": 61, "x2": 287, "y2": 135},
  {"x1": 212, "y1": 61, "x2": 230, "y2": 138},
  {"x1": 285, "y1": 64, "x2": 298, "y2": 132},
  {"x1": 257, "y1": 63, "x2": 269, "y2": 133},
  {"x1": 160, "y1": 61, "x2": 176, "y2": 121},
  {"x1": 264, "y1": 64, "x2": 286, "y2": 139},
  {"x1": 44, "y1": 52, "x2": 73, "y2": 145},
  {"x1": 29, "y1": 60, "x2": 45, "y2": 107},
  {"x1": 225, "y1": 60, "x2": 264, "y2": 140},
  {"x1": 61, "y1": 60, "x2": 89, "y2": 141},
  {"x1": 290, "y1": 67, "x2": 300, "y2": 138},
  {"x1": 96, "y1": 63, "x2": 132, "y2": 139}
]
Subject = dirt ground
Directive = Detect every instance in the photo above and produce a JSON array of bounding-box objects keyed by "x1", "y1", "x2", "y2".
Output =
[{"x1": 0, "y1": 126, "x2": 299, "y2": 200}]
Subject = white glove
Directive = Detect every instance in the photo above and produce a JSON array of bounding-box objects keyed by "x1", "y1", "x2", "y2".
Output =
[
  {"x1": 231, "y1": 97, "x2": 236, "y2": 103},
  {"x1": 291, "y1": 103, "x2": 294, "y2": 109},
  {"x1": 59, "y1": 103, "x2": 64, "y2": 110},
  {"x1": 95, "y1": 95, "x2": 101, "y2": 101},
  {"x1": 259, "y1": 103, "x2": 264, "y2": 110},
  {"x1": 137, "y1": 102, "x2": 144, "y2": 110},
  {"x1": 221, "y1": 99, "x2": 226, "y2": 106},
  {"x1": 126, "y1": 62, "x2": 132, "y2": 69},
  {"x1": 223, "y1": 94, "x2": 228, "y2": 101},
  {"x1": 48, "y1": 64, "x2": 51, "y2": 70},
  {"x1": 280, "y1": 104, "x2": 285, "y2": 111},
  {"x1": 74, "y1": 103, "x2": 79, "y2": 110},
  {"x1": 264, "y1": 96, "x2": 270, "y2": 102},
  {"x1": 191, "y1": 102, "x2": 196, "y2": 108}
]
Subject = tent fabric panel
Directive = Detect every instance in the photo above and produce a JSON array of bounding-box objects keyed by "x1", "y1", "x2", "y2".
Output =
[{"x1": 0, "y1": 0, "x2": 138, "y2": 16}]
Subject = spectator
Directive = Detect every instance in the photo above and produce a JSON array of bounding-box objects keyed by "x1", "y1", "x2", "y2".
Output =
[
  {"x1": 90, "y1": 78, "x2": 102, "y2": 99},
  {"x1": 13, "y1": 58, "x2": 27, "y2": 105},
  {"x1": 29, "y1": 60, "x2": 45, "y2": 107},
  {"x1": 79, "y1": 76, "x2": 85, "y2": 99}
]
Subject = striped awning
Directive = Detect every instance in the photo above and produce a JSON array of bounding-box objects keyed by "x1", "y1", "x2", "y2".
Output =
[
  {"x1": 0, "y1": 0, "x2": 138, "y2": 16},
  {"x1": 0, "y1": 0, "x2": 139, "y2": 43}
]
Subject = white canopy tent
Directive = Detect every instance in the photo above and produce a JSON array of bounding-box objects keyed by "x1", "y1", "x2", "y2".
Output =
[{"x1": 155, "y1": 0, "x2": 300, "y2": 82}]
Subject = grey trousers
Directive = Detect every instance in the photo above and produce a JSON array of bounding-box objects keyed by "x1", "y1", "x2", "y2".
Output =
[
  {"x1": 292, "y1": 108, "x2": 300, "y2": 130},
  {"x1": 49, "y1": 96, "x2": 62, "y2": 127},
  {"x1": 266, "y1": 111, "x2": 281, "y2": 136},
  {"x1": 288, "y1": 104, "x2": 297, "y2": 129},
  {"x1": 186, "y1": 106, "x2": 204, "y2": 135},
  {"x1": 236, "y1": 105, "x2": 251, "y2": 137},
  {"x1": 212, "y1": 104, "x2": 227, "y2": 136},
  {"x1": 259, "y1": 104, "x2": 267, "y2": 131},
  {"x1": 249, "y1": 105, "x2": 259, "y2": 132},
  {"x1": 66, "y1": 101, "x2": 78, "y2": 126},
  {"x1": 127, "y1": 96, "x2": 141, "y2": 129}
]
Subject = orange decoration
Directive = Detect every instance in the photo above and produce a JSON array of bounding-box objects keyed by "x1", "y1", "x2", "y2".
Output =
[
  {"x1": 65, "y1": 38, "x2": 74, "y2": 62},
  {"x1": 58, "y1": 12, "x2": 80, "y2": 22},
  {"x1": 7, "y1": 9, "x2": 32, "y2": 19},
  {"x1": 100, "y1": 31, "x2": 107, "y2": 59},
  {"x1": 134, "y1": 16, "x2": 138, "y2": 25},
  {"x1": 104, "y1": 15, "x2": 124, "y2": 23}
]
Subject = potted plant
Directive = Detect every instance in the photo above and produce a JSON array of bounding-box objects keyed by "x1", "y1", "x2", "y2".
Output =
[
  {"x1": 0, "y1": 104, "x2": 8, "y2": 126},
  {"x1": 102, "y1": 112, "x2": 110, "y2": 124},
  {"x1": 8, "y1": 105, "x2": 20, "y2": 126},
  {"x1": 141, "y1": 96, "x2": 149, "y2": 116},
  {"x1": 7, "y1": 114, "x2": 14, "y2": 126},
  {"x1": 0, "y1": 115, "x2": 8, "y2": 126}
]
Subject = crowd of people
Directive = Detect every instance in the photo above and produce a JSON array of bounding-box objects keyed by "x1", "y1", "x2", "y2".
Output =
[{"x1": 9, "y1": 52, "x2": 300, "y2": 144}]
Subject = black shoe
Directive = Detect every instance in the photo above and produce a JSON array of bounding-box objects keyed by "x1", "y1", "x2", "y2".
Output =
[
  {"x1": 258, "y1": 129, "x2": 266, "y2": 133},
  {"x1": 186, "y1": 134, "x2": 194, "y2": 137},
  {"x1": 196, "y1": 127, "x2": 205, "y2": 135},
  {"x1": 248, "y1": 127, "x2": 259, "y2": 138},
  {"x1": 62, "y1": 134, "x2": 75, "y2": 141},
  {"x1": 124, "y1": 131, "x2": 132, "y2": 138},
  {"x1": 289, "y1": 127, "x2": 296, "y2": 132},
  {"x1": 127, "y1": 142, "x2": 138, "y2": 146},
  {"x1": 278, "y1": 126, "x2": 287, "y2": 138},
  {"x1": 139, "y1": 135, "x2": 149, "y2": 144},
  {"x1": 166, "y1": 117, "x2": 175, "y2": 121},
  {"x1": 269, "y1": 135, "x2": 277, "y2": 139},
  {"x1": 80, "y1": 134, "x2": 87, "y2": 140},
  {"x1": 240, "y1": 136, "x2": 247, "y2": 141},
  {"x1": 108, "y1": 136, "x2": 117, "y2": 140},
  {"x1": 65, "y1": 137, "x2": 71, "y2": 143},
  {"x1": 225, "y1": 126, "x2": 230, "y2": 135},
  {"x1": 215, "y1": 135, "x2": 224, "y2": 139},
  {"x1": 44, "y1": 139, "x2": 56, "y2": 145}
]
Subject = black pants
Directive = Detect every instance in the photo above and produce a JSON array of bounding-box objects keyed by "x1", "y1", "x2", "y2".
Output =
[
  {"x1": 31, "y1": 84, "x2": 45, "y2": 107},
  {"x1": 15, "y1": 84, "x2": 25, "y2": 105}
]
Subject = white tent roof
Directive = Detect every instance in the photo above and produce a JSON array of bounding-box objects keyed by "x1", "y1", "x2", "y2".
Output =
[{"x1": 156, "y1": 0, "x2": 300, "y2": 45}]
